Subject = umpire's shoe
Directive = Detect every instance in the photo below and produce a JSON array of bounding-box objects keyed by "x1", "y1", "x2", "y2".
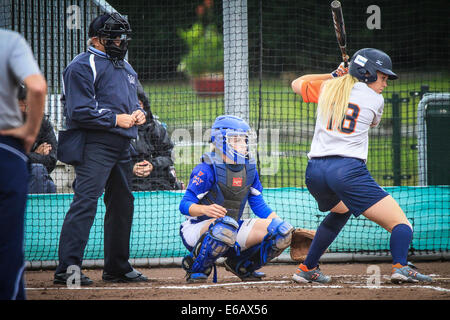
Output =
[
  {"x1": 102, "y1": 268, "x2": 149, "y2": 283},
  {"x1": 54, "y1": 271, "x2": 93, "y2": 286}
]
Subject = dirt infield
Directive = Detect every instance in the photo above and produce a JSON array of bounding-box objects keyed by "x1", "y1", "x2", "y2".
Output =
[{"x1": 24, "y1": 261, "x2": 450, "y2": 301}]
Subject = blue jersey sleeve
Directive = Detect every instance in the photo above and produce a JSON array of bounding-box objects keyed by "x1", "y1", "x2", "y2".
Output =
[
  {"x1": 247, "y1": 169, "x2": 273, "y2": 218},
  {"x1": 179, "y1": 163, "x2": 215, "y2": 215}
]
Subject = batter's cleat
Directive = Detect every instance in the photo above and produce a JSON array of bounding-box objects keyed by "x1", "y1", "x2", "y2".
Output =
[
  {"x1": 186, "y1": 272, "x2": 209, "y2": 283},
  {"x1": 292, "y1": 263, "x2": 331, "y2": 284},
  {"x1": 391, "y1": 263, "x2": 433, "y2": 284}
]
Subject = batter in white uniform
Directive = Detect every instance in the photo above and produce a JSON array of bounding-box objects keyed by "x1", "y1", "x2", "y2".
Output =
[{"x1": 290, "y1": 48, "x2": 432, "y2": 285}]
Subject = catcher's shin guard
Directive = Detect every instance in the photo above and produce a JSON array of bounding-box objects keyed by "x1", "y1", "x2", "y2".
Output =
[
  {"x1": 182, "y1": 216, "x2": 239, "y2": 282},
  {"x1": 224, "y1": 218, "x2": 293, "y2": 278}
]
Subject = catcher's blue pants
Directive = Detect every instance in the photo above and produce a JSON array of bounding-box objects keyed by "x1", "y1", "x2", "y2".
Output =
[
  {"x1": 55, "y1": 131, "x2": 135, "y2": 276},
  {"x1": 0, "y1": 136, "x2": 28, "y2": 300}
]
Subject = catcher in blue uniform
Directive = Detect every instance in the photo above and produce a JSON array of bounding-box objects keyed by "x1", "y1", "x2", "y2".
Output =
[{"x1": 179, "y1": 115, "x2": 294, "y2": 283}]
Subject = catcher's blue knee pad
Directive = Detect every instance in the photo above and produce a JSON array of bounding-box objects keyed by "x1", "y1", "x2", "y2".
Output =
[
  {"x1": 266, "y1": 218, "x2": 294, "y2": 256},
  {"x1": 182, "y1": 216, "x2": 239, "y2": 276},
  {"x1": 225, "y1": 218, "x2": 294, "y2": 276}
]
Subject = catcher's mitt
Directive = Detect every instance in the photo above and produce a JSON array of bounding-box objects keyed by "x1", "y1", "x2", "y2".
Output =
[{"x1": 289, "y1": 228, "x2": 316, "y2": 262}]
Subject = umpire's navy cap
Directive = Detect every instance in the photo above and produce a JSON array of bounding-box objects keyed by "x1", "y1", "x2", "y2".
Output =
[{"x1": 88, "y1": 14, "x2": 110, "y2": 38}]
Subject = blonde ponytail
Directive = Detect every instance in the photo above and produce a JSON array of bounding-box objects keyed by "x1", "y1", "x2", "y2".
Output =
[{"x1": 317, "y1": 75, "x2": 358, "y2": 130}]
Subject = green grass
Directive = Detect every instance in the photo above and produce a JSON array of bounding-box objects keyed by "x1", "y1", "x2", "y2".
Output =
[{"x1": 143, "y1": 75, "x2": 449, "y2": 188}]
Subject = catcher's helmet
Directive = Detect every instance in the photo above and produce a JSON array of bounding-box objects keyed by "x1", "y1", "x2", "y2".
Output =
[
  {"x1": 211, "y1": 115, "x2": 256, "y2": 164},
  {"x1": 349, "y1": 48, "x2": 398, "y2": 83},
  {"x1": 88, "y1": 12, "x2": 131, "y2": 65}
]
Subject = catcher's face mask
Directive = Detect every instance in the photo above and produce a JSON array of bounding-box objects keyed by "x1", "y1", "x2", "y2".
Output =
[
  {"x1": 212, "y1": 128, "x2": 257, "y2": 164},
  {"x1": 225, "y1": 130, "x2": 257, "y2": 160}
]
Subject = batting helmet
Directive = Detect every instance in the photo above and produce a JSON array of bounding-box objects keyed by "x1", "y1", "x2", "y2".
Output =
[{"x1": 348, "y1": 48, "x2": 398, "y2": 83}]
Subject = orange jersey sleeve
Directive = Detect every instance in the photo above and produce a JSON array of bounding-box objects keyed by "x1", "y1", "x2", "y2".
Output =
[{"x1": 300, "y1": 79, "x2": 324, "y2": 104}]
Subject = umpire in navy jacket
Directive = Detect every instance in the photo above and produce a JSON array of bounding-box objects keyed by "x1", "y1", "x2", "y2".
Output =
[{"x1": 54, "y1": 12, "x2": 148, "y2": 285}]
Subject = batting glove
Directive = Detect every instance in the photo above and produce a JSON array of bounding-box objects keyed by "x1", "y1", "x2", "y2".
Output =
[{"x1": 331, "y1": 62, "x2": 349, "y2": 78}]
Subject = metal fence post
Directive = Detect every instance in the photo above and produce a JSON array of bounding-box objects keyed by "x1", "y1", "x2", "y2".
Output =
[
  {"x1": 391, "y1": 93, "x2": 402, "y2": 186},
  {"x1": 387, "y1": 93, "x2": 410, "y2": 186},
  {"x1": 223, "y1": 0, "x2": 249, "y2": 122}
]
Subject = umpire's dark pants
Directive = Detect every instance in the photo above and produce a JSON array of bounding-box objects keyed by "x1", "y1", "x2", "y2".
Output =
[{"x1": 55, "y1": 131, "x2": 134, "y2": 276}]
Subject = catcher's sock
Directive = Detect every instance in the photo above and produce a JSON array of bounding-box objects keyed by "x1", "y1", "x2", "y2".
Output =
[
  {"x1": 304, "y1": 211, "x2": 351, "y2": 270},
  {"x1": 390, "y1": 223, "x2": 413, "y2": 266}
]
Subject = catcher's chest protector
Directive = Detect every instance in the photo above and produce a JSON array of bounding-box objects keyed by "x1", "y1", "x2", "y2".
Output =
[{"x1": 201, "y1": 153, "x2": 256, "y2": 221}]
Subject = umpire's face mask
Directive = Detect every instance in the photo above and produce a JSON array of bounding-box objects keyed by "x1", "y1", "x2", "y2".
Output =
[
  {"x1": 102, "y1": 33, "x2": 131, "y2": 68},
  {"x1": 97, "y1": 12, "x2": 132, "y2": 68}
]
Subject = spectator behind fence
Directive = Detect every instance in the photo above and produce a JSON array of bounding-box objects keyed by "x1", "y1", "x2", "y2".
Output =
[
  {"x1": 18, "y1": 85, "x2": 57, "y2": 193},
  {"x1": 0, "y1": 29, "x2": 47, "y2": 300},
  {"x1": 54, "y1": 12, "x2": 148, "y2": 286},
  {"x1": 130, "y1": 81, "x2": 184, "y2": 191}
]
